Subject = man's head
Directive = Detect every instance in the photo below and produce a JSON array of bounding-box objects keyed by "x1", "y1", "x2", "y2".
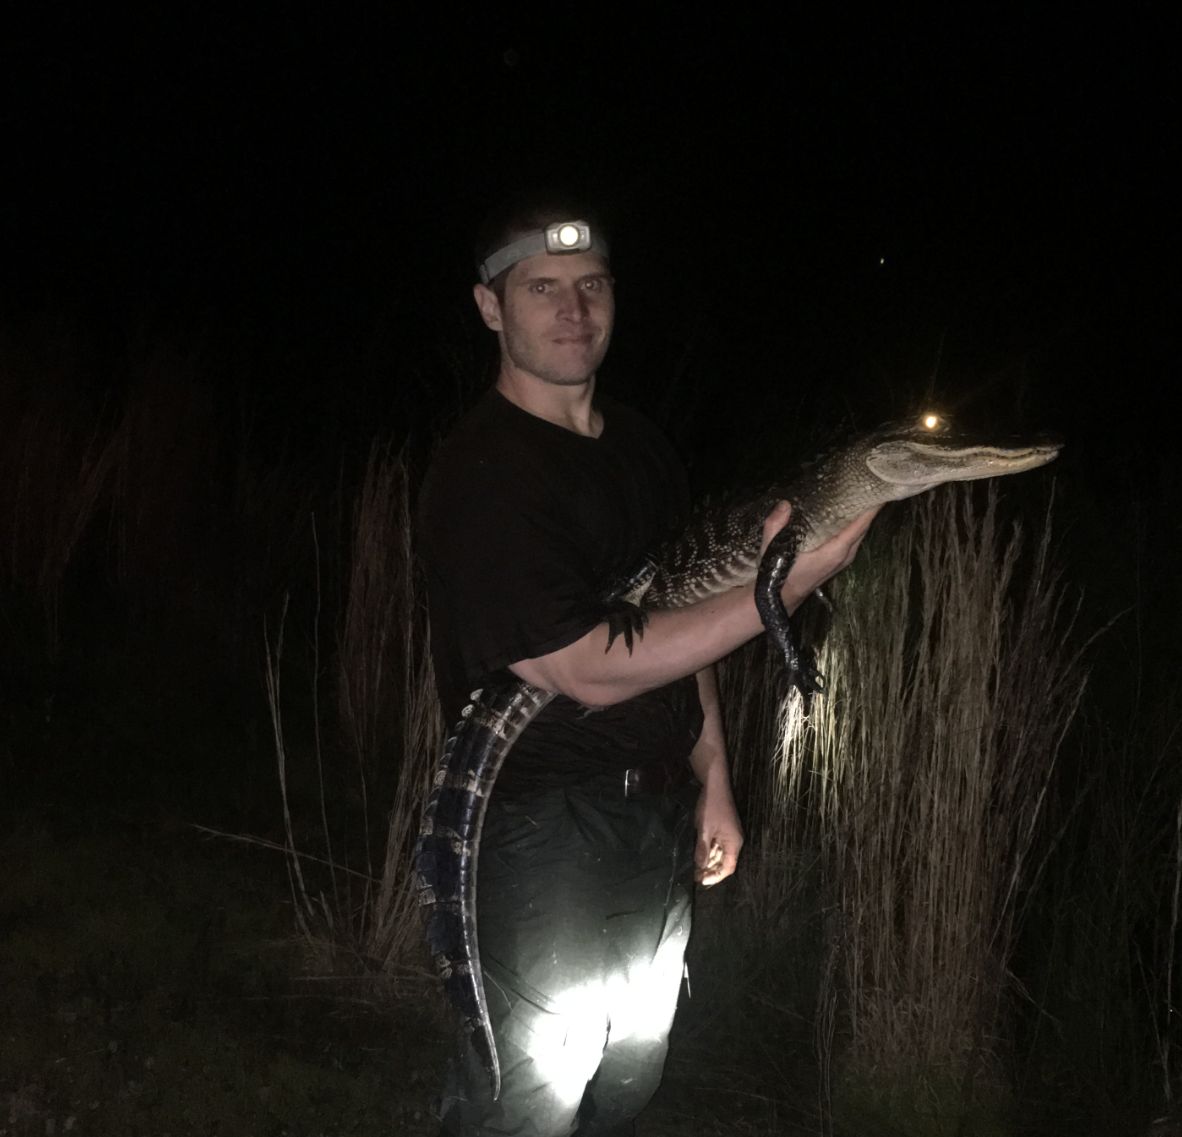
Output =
[{"x1": 473, "y1": 195, "x2": 614, "y2": 389}]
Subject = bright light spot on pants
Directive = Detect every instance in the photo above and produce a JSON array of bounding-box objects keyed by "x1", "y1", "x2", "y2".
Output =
[
  {"x1": 523, "y1": 931, "x2": 686, "y2": 1107},
  {"x1": 605, "y1": 929, "x2": 685, "y2": 1042},
  {"x1": 526, "y1": 983, "x2": 609, "y2": 1106}
]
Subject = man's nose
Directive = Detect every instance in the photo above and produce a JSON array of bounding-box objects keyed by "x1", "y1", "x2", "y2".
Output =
[{"x1": 556, "y1": 285, "x2": 590, "y2": 320}]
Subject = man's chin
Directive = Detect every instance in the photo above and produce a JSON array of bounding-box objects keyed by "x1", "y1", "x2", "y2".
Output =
[
  {"x1": 518, "y1": 356, "x2": 604, "y2": 387},
  {"x1": 533, "y1": 372, "x2": 594, "y2": 387}
]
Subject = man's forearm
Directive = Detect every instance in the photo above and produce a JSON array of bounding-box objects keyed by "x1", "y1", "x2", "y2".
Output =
[
  {"x1": 690, "y1": 665, "x2": 743, "y2": 885},
  {"x1": 509, "y1": 505, "x2": 878, "y2": 707},
  {"x1": 510, "y1": 583, "x2": 767, "y2": 706},
  {"x1": 689, "y1": 665, "x2": 729, "y2": 787}
]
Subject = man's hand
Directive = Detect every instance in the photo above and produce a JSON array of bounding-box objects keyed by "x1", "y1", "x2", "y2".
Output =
[
  {"x1": 760, "y1": 500, "x2": 880, "y2": 615},
  {"x1": 688, "y1": 667, "x2": 743, "y2": 887},
  {"x1": 694, "y1": 773, "x2": 744, "y2": 886}
]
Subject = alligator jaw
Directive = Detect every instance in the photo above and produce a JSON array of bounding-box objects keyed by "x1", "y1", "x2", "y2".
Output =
[{"x1": 865, "y1": 440, "x2": 1062, "y2": 490}]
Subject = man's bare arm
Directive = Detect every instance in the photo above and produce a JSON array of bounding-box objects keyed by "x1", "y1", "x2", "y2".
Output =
[
  {"x1": 510, "y1": 502, "x2": 877, "y2": 706},
  {"x1": 691, "y1": 666, "x2": 744, "y2": 886}
]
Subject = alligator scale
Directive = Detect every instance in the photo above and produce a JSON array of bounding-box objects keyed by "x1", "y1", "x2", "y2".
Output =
[{"x1": 414, "y1": 416, "x2": 1060, "y2": 1097}]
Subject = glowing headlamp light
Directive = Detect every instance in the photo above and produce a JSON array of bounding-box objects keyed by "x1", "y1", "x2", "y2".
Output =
[
  {"x1": 546, "y1": 221, "x2": 591, "y2": 253},
  {"x1": 478, "y1": 219, "x2": 609, "y2": 284}
]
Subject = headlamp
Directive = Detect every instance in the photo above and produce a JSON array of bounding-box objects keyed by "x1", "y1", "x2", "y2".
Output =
[
  {"x1": 478, "y1": 219, "x2": 609, "y2": 284},
  {"x1": 546, "y1": 221, "x2": 591, "y2": 253}
]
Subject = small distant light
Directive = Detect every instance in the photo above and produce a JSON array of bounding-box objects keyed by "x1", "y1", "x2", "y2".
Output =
[
  {"x1": 557, "y1": 224, "x2": 581, "y2": 248},
  {"x1": 924, "y1": 414, "x2": 939, "y2": 429},
  {"x1": 879, "y1": 257, "x2": 885, "y2": 265}
]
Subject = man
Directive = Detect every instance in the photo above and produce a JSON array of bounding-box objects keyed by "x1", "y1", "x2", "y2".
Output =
[{"x1": 420, "y1": 197, "x2": 875, "y2": 1137}]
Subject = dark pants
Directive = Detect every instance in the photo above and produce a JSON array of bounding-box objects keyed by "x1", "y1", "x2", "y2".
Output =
[{"x1": 436, "y1": 776, "x2": 696, "y2": 1137}]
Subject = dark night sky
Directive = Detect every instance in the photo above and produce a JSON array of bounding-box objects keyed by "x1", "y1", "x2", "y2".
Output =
[{"x1": 1, "y1": 4, "x2": 1176, "y2": 482}]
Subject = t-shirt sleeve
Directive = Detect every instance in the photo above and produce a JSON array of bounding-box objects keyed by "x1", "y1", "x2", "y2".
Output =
[{"x1": 421, "y1": 448, "x2": 602, "y2": 681}]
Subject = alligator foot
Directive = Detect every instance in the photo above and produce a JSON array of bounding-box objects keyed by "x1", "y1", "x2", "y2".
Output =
[
  {"x1": 777, "y1": 637, "x2": 825, "y2": 700},
  {"x1": 603, "y1": 600, "x2": 649, "y2": 654},
  {"x1": 790, "y1": 655, "x2": 826, "y2": 699}
]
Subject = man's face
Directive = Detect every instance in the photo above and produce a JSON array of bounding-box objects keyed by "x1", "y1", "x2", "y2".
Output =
[{"x1": 474, "y1": 250, "x2": 614, "y2": 387}]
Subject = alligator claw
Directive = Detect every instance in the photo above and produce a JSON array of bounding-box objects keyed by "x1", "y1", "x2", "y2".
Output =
[
  {"x1": 774, "y1": 634, "x2": 825, "y2": 700},
  {"x1": 603, "y1": 601, "x2": 649, "y2": 654},
  {"x1": 789, "y1": 656, "x2": 826, "y2": 699}
]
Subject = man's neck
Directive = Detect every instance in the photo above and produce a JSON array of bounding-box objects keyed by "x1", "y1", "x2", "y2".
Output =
[{"x1": 495, "y1": 367, "x2": 604, "y2": 438}]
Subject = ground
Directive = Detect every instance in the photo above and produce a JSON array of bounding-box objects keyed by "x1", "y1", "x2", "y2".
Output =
[
  {"x1": 0, "y1": 815, "x2": 444, "y2": 1137},
  {"x1": 0, "y1": 811, "x2": 838, "y2": 1136},
  {"x1": 0, "y1": 813, "x2": 1165, "y2": 1137}
]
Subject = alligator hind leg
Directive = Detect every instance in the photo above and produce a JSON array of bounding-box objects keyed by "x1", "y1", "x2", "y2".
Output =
[{"x1": 754, "y1": 526, "x2": 826, "y2": 699}]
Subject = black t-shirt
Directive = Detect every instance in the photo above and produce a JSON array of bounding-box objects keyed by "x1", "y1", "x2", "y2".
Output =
[{"x1": 418, "y1": 387, "x2": 704, "y2": 794}]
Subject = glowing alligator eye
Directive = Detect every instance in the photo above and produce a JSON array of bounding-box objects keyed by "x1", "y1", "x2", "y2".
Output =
[{"x1": 923, "y1": 414, "x2": 939, "y2": 429}]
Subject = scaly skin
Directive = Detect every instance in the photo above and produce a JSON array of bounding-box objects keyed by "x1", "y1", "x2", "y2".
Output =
[{"x1": 414, "y1": 416, "x2": 1061, "y2": 1098}]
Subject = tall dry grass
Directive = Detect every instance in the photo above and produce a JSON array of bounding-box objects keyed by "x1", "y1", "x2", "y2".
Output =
[
  {"x1": 1, "y1": 328, "x2": 440, "y2": 980},
  {"x1": 266, "y1": 444, "x2": 443, "y2": 985},
  {"x1": 0, "y1": 400, "x2": 124, "y2": 648},
  {"x1": 1020, "y1": 685, "x2": 1182, "y2": 1110},
  {"x1": 741, "y1": 484, "x2": 1085, "y2": 1127},
  {"x1": 337, "y1": 444, "x2": 444, "y2": 972},
  {"x1": 0, "y1": 339, "x2": 314, "y2": 659}
]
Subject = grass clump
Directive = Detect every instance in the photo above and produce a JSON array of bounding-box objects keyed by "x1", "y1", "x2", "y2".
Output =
[
  {"x1": 715, "y1": 484, "x2": 1085, "y2": 1135},
  {"x1": 802, "y1": 485, "x2": 1083, "y2": 1132},
  {"x1": 263, "y1": 443, "x2": 442, "y2": 987}
]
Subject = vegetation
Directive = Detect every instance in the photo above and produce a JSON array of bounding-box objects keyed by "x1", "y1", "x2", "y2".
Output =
[
  {"x1": 783, "y1": 486, "x2": 1085, "y2": 1132},
  {"x1": 3, "y1": 325, "x2": 1182, "y2": 1136},
  {"x1": 265, "y1": 444, "x2": 442, "y2": 983}
]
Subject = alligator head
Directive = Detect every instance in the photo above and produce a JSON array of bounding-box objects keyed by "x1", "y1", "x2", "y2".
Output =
[
  {"x1": 860, "y1": 415, "x2": 1062, "y2": 497},
  {"x1": 792, "y1": 415, "x2": 1062, "y2": 548}
]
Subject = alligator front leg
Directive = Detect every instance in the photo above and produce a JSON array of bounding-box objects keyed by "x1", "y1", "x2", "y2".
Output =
[
  {"x1": 599, "y1": 557, "x2": 657, "y2": 653},
  {"x1": 753, "y1": 523, "x2": 825, "y2": 698}
]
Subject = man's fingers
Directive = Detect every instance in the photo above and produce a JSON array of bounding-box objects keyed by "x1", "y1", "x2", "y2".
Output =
[
  {"x1": 696, "y1": 838, "x2": 739, "y2": 887},
  {"x1": 694, "y1": 838, "x2": 721, "y2": 882},
  {"x1": 777, "y1": 505, "x2": 883, "y2": 604},
  {"x1": 758, "y1": 500, "x2": 792, "y2": 559},
  {"x1": 839, "y1": 507, "x2": 880, "y2": 551},
  {"x1": 694, "y1": 832, "x2": 714, "y2": 873}
]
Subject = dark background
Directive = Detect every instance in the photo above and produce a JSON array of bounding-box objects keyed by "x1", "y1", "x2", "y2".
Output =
[
  {"x1": 2, "y1": 3, "x2": 1175, "y2": 483},
  {"x1": 1, "y1": 5, "x2": 1180, "y2": 1130}
]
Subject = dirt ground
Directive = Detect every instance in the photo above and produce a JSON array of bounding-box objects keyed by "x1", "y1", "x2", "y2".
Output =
[
  {"x1": 0, "y1": 816, "x2": 447, "y2": 1137},
  {"x1": 0, "y1": 814, "x2": 1164, "y2": 1137},
  {"x1": 0, "y1": 812, "x2": 855, "y2": 1137}
]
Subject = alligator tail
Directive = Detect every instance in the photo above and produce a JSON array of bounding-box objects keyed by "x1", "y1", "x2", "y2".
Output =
[{"x1": 414, "y1": 681, "x2": 555, "y2": 1099}]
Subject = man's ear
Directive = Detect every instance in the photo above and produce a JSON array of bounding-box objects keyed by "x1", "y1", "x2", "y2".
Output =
[{"x1": 473, "y1": 283, "x2": 504, "y2": 332}]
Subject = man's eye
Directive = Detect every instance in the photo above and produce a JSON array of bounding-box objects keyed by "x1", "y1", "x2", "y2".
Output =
[{"x1": 583, "y1": 279, "x2": 601, "y2": 291}]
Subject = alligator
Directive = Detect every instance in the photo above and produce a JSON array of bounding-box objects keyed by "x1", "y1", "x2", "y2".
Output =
[{"x1": 414, "y1": 414, "x2": 1060, "y2": 1098}]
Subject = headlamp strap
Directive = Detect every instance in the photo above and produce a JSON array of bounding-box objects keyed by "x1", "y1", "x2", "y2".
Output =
[{"x1": 478, "y1": 220, "x2": 609, "y2": 284}]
